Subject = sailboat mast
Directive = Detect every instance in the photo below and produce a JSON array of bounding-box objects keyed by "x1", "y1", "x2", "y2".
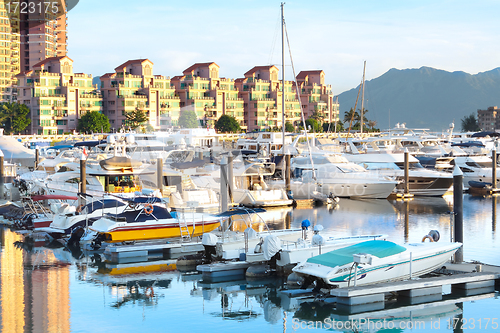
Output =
[
  {"x1": 360, "y1": 60, "x2": 366, "y2": 134},
  {"x1": 281, "y1": 2, "x2": 285, "y2": 155}
]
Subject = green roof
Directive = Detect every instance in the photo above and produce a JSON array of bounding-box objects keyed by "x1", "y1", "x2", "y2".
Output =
[{"x1": 306, "y1": 240, "x2": 407, "y2": 268}]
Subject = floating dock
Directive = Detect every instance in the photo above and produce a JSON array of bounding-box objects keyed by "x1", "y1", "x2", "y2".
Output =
[
  {"x1": 281, "y1": 262, "x2": 500, "y2": 314},
  {"x1": 103, "y1": 240, "x2": 203, "y2": 263}
]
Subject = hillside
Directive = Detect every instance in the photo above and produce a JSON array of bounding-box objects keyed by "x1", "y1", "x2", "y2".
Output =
[{"x1": 337, "y1": 66, "x2": 500, "y2": 131}]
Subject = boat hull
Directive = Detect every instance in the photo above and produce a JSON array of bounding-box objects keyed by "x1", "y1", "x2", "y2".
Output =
[
  {"x1": 97, "y1": 219, "x2": 221, "y2": 243},
  {"x1": 318, "y1": 181, "x2": 397, "y2": 199},
  {"x1": 293, "y1": 241, "x2": 461, "y2": 288}
]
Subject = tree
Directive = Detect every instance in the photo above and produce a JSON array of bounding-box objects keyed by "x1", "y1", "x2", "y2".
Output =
[
  {"x1": 305, "y1": 118, "x2": 322, "y2": 133},
  {"x1": 0, "y1": 102, "x2": 31, "y2": 134},
  {"x1": 77, "y1": 111, "x2": 110, "y2": 134},
  {"x1": 214, "y1": 115, "x2": 241, "y2": 133},
  {"x1": 178, "y1": 110, "x2": 199, "y2": 128},
  {"x1": 285, "y1": 122, "x2": 295, "y2": 132},
  {"x1": 461, "y1": 113, "x2": 480, "y2": 132},
  {"x1": 125, "y1": 107, "x2": 148, "y2": 129},
  {"x1": 343, "y1": 108, "x2": 369, "y2": 130}
]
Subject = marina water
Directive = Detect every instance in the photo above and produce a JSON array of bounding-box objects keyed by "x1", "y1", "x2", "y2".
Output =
[{"x1": 1, "y1": 195, "x2": 499, "y2": 332}]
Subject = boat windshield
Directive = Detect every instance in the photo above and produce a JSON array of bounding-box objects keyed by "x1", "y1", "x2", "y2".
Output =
[{"x1": 361, "y1": 162, "x2": 400, "y2": 171}]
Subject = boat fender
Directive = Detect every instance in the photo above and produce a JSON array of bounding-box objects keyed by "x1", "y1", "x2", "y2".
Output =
[{"x1": 143, "y1": 203, "x2": 154, "y2": 215}]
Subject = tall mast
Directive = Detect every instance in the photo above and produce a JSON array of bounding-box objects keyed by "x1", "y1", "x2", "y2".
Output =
[
  {"x1": 281, "y1": 2, "x2": 285, "y2": 155},
  {"x1": 360, "y1": 60, "x2": 366, "y2": 134}
]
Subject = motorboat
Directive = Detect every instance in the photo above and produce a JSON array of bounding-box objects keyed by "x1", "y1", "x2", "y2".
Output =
[
  {"x1": 86, "y1": 201, "x2": 222, "y2": 244},
  {"x1": 345, "y1": 150, "x2": 454, "y2": 196},
  {"x1": 292, "y1": 238, "x2": 461, "y2": 289},
  {"x1": 37, "y1": 195, "x2": 131, "y2": 237},
  {"x1": 289, "y1": 154, "x2": 398, "y2": 199}
]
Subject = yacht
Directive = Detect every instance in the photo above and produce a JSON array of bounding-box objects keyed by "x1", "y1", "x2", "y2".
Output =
[
  {"x1": 344, "y1": 142, "x2": 454, "y2": 196},
  {"x1": 287, "y1": 154, "x2": 398, "y2": 199}
]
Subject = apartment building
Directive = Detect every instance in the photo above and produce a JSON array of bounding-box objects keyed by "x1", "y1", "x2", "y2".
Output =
[
  {"x1": 100, "y1": 59, "x2": 180, "y2": 130},
  {"x1": 16, "y1": 56, "x2": 100, "y2": 134},
  {"x1": 296, "y1": 70, "x2": 338, "y2": 123},
  {"x1": 478, "y1": 106, "x2": 500, "y2": 132},
  {"x1": 171, "y1": 62, "x2": 245, "y2": 130}
]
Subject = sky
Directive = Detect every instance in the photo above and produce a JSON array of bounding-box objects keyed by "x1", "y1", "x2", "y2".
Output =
[{"x1": 67, "y1": 0, "x2": 500, "y2": 95}]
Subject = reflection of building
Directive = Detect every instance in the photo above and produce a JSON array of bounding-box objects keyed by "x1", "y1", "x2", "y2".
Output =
[
  {"x1": 0, "y1": 229, "x2": 70, "y2": 332},
  {"x1": 16, "y1": 56, "x2": 100, "y2": 134}
]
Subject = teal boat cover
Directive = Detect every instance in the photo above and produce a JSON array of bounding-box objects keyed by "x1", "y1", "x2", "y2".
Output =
[{"x1": 306, "y1": 240, "x2": 407, "y2": 268}]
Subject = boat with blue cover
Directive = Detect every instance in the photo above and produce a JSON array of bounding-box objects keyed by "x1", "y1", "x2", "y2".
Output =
[{"x1": 292, "y1": 238, "x2": 461, "y2": 289}]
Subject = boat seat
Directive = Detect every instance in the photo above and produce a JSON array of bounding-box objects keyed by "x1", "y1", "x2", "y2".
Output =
[
  {"x1": 115, "y1": 186, "x2": 123, "y2": 192},
  {"x1": 123, "y1": 187, "x2": 130, "y2": 193}
]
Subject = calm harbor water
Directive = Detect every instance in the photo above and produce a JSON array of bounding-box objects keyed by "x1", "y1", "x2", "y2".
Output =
[{"x1": 1, "y1": 195, "x2": 499, "y2": 333}]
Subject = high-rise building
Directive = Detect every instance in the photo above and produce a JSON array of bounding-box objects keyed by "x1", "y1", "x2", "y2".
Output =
[
  {"x1": 1, "y1": 0, "x2": 67, "y2": 103},
  {"x1": 19, "y1": 0, "x2": 68, "y2": 72},
  {"x1": 0, "y1": 0, "x2": 21, "y2": 102}
]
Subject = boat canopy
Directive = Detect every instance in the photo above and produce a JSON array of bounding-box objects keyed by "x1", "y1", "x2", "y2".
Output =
[
  {"x1": 30, "y1": 195, "x2": 78, "y2": 201},
  {"x1": 306, "y1": 240, "x2": 407, "y2": 268}
]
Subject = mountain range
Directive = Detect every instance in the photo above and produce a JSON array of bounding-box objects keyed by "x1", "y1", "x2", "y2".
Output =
[{"x1": 337, "y1": 66, "x2": 500, "y2": 132}]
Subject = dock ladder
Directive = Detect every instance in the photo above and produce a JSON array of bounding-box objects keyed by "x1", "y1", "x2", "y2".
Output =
[{"x1": 178, "y1": 212, "x2": 191, "y2": 241}]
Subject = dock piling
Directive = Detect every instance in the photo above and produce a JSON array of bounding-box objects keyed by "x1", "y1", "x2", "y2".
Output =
[
  {"x1": 80, "y1": 159, "x2": 87, "y2": 205},
  {"x1": 404, "y1": 148, "x2": 409, "y2": 195},
  {"x1": 227, "y1": 152, "x2": 234, "y2": 204},
  {"x1": 0, "y1": 150, "x2": 4, "y2": 200},
  {"x1": 453, "y1": 165, "x2": 464, "y2": 263},
  {"x1": 285, "y1": 154, "x2": 291, "y2": 194},
  {"x1": 35, "y1": 148, "x2": 39, "y2": 169},
  {"x1": 220, "y1": 156, "x2": 228, "y2": 213},
  {"x1": 157, "y1": 158, "x2": 164, "y2": 196},
  {"x1": 493, "y1": 147, "x2": 497, "y2": 189}
]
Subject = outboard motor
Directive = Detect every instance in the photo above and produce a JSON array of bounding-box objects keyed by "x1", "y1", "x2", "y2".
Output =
[
  {"x1": 201, "y1": 233, "x2": 218, "y2": 263},
  {"x1": 312, "y1": 225, "x2": 325, "y2": 246},
  {"x1": 67, "y1": 226, "x2": 85, "y2": 248},
  {"x1": 262, "y1": 235, "x2": 282, "y2": 270}
]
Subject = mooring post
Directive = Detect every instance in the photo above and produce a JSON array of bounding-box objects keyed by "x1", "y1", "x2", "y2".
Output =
[
  {"x1": 227, "y1": 152, "x2": 234, "y2": 204},
  {"x1": 80, "y1": 159, "x2": 87, "y2": 206},
  {"x1": 285, "y1": 154, "x2": 291, "y2": 194},
  {"x1": 157, "y1": 158, "x2": 164, "y2": 197},
  {"x1": 220, "y1": 156, "x2": 228, "y2": 213},
  {"x1": 35, "y1": 148, "x2": 39, "y2": 169},
  {"x1": 453, "y1": 165, "x2": 464, "y2": 263},
  {"x1": 0, "y1": 149, "x2": 4, "y2": 200},
  {"x1": 492, "y1": 147, "x2": 497, "y2": 189},
  {"x1": 404, "y1": 148, "x2": 410, "y2": 195}
]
